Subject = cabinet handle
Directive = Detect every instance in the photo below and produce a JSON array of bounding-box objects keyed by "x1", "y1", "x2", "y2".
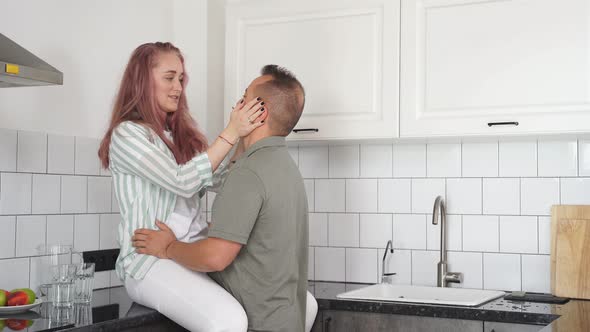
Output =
[
  {"x1": 292, "y1": 128, "x2": 319, "y2": 133},
  {"x1": 324, "y1": 317, "x2": 331, "y2": 332},
  {"x1": 487, "y1": 121, "x2": 519, "y2": 127}
]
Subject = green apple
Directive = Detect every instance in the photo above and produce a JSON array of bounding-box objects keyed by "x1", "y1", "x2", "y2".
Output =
[{"x1": 0, "y1": 290, "x2": 6, "y2": 307}]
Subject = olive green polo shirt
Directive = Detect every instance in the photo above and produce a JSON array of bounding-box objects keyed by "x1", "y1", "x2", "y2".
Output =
[{"x1": 208, "y1": 136, "x2": 309, "y2": 332}]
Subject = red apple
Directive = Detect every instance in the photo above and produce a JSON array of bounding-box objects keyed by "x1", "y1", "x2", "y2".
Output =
[{"x1": 6, "y1": 292, "x2": 27, "y2": 307}]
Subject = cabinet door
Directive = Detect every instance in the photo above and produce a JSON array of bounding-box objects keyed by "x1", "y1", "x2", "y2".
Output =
[
  {"x1": 484, "y1": 321, "x2": 545, "y2": 332},
  {"x1": 321, "y1": 310, "x2": 483, "y2": 332},
  {"x1": 225, "y1": 0, "x2": 400, "y2": 140},
  {"x1": 400, "y1": 0, "x2": 590, "y2": 137}
]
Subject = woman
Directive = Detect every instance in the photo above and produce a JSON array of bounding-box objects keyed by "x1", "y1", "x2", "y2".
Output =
[{"x1": 98, "y1": 42, "x2": 264, "y2": 331}]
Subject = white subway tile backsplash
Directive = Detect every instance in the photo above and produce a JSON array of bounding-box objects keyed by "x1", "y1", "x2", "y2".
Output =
[
  {"x1": 520, "y1": 178, "x2": 559, "y2": 216},
  {"x1": 499, "y1": 216, "x2": 537, "y2": 254},
  {"x1": 346, "y1": 179, "x2": 377, "y2": 213},
  {"x1": 16, "y1": 215, "x2": 46, "y2": 257},
  {"x1": 17, "y1": 131, "x2": 47, "y2": 173},
  {"x1": 46, "y1": 215, "x2": 74, "y2": 246},
  {"x1": 427, "y1": 215, "x2": 461, "y2": 251},
  {"x1": 328, "y1": 214, "x2": 359, "y2": 247},
  {"x1": 538, "y1": 140, "x2": 577, "y2": 177},
  {"x1": 522, "y1": 255, "x2": 550, "y2": 293},
  {"x1": 88, "y1": 177, "x2": 112, "y2": 213},
  {"x1": 61, "y1": 176, "x2": 87, "y2": 213},
  {"x1": 329, "y1": 145, "x2": 359, "y2": 178},
  {"x1": 579, "y1": 140, "x2": 590, "y2": 176},
  {"x1": 561, "y1": 178, "x2": 590, "y2": 205},
  {"x1": 360, "y1": 144, "x2": 392, "y2": 178},
  {"x1": 378, "y1": 248, "x2": 411, "y2": 285},
  {"x1": 378, "y1": 179, "x2": 411, "y2": 213},
  {"x1": 499, "y1": 141, "x2": 537, "y2": 177},
  {"x1": 0, "y1": 129, "x2": 17, "y2": 171},
  {"x1": 0, "y1": 173, "x2": 32, "y2": 215},
  {"x1": 483, "y1": 253, "x2": 521, "y2": 291},
  {"x1": 0, "y1": 216, "x2": 16, "y2": 258},
  {"x1": 315, "y1": 247, "x2": 345, "y2": 281},
  {"x1": 47, "y1": 134, "x2": 75, "y2": 174},
  {"x1": 0, "y1": 127, "x2": 582, "y2": 296},
  {"x1": 346, "y1": 248, "x2": 378, "y2": 283},
  {"x1": 427, "y1": 144, "x2": 461, "y2": 178},
  {"x1": 75, "y1": 137, "x2": 100, "y2": 176},
  {"x1": 74, "y1": 215, "x2": 100, "y2": 252},
  {"x1": 447, "y1": 252, "x2": 483, "y2": 289},
  {"x1": 309, "y1": 213, "x2": 328, "y2": 247},
  {"x1": 411, "y1": 251, "x2": 439, "y2": 286},
  {"x1": 522, "y1": 255, "x2": 551, "y2": 293},
  {"x1": 393, "y1": 214, "x2": 426, "y2": 250},
  {"x1": 299, "y1": 146, "x2": 328, "y2": 178},
  {"x1": 99, "y1": 214, "x2": 120, "y2": 249},
  {"x1": 308, "y1": 247, "x2": 315, "y2": 280},
  {"x1": 393, "y1": 144, "x2": 426, "y2": 178},
  {"x1": 315, "y1": 179, "x2": 345, "y2": 212},
  {"x1": 538, "y1": 217, "x2": 551, "y2": 255},
  {"x1": 32, "y1": 174, "x2": 61, "y2": 214},
  {"x1": 462, "y1": 142, "x2": 498, "y2": 177},
  {"x1": 0, "y1": 258, "x2": 30, "y2": 290},
  {"x1": 411, "y1": 179, "x2": 445, "y2": 213},
  {"x1": 463, "y1": 216, "x2": 499, "y2": 252},
  {"x1": 94, "y1": 271, "x2": 111, "y2": 289},
  {"x1": 359, "y1": 214, "x2": 392, "y2": 248},
  {"x1": 446, "y1": 178, "x2": 482, "y2": 214},
  {"x1": 483, "y1": 178, "x2": 520, "y2": 215}
]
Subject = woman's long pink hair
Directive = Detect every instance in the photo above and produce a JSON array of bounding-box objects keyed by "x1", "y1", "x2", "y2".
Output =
[{"x1": 98, "y1": 42, "x2": 208, "y2": 169}]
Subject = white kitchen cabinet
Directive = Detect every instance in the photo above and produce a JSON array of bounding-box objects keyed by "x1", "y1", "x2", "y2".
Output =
[
  {"x1": 225, "y1": 0, "x2": 400, "y2": 141},
  {"x1": 400, "y1": 0, "x2": 590, "y2": 137}
]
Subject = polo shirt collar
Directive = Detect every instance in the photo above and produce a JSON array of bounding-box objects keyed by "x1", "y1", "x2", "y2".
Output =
[{"x1": 244, "y1": 136, "x2": 286, "y2": 157}]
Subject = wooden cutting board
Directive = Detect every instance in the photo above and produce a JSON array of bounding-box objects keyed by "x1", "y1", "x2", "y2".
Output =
[{"x1": 551, "y1": 205, "x2": 590, "y2": 299}]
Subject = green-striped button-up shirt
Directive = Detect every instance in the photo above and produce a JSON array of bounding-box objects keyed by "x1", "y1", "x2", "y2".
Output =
[{"x1": 109, "y1": 121, "x2": 226, "y2": 280}]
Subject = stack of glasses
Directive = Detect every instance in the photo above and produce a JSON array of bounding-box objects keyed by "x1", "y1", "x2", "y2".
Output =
[{"x1": 34, "y1": 245, "x2": 95, "y2": 325}]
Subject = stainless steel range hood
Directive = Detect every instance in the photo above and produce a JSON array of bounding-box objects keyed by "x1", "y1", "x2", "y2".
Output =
[{"x1": 0, "y1": 33, "x2": 63, "y2": 88}]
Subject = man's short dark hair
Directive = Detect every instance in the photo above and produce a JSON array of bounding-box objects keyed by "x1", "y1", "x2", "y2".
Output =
[{"x1": 256, "y1": 65, "x2": 305, "y2": 136}]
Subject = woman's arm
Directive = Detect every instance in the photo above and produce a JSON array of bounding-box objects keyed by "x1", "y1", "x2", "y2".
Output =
[
  {"x1": 110, "y1": 99, "x2": 265, "y2": 198},
  {"x1": 110, "y1": 122, "x2": 215, "y2": 198}
]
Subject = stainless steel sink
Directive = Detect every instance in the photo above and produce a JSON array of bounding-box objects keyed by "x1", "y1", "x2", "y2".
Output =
[{"x1": 337, "y1": 283, "x2": 505, "y2": 307}]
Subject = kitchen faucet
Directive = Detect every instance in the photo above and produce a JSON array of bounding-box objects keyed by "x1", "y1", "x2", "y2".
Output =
[
  {"x1": 432, "y1": 196, "x2": 462, "y2": 287},
  {"x1": 381, "y1": 240, "x2": 396, "y2": 283}
]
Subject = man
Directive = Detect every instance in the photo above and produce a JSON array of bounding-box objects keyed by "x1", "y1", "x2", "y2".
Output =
[{"x1": 133, "y1": 65, "x2": 315, "y2": 331}]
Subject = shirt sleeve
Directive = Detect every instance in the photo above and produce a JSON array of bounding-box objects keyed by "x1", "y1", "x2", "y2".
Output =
[
  {"x1": 208, "y1": 161, "x2": 230, "y2": 193},
  {"x1": 208, "y1": 166, "x2": 265, "y2": 244},
  {"x1": 109, "y1": 121, "x2": 214, "y2": 198}
]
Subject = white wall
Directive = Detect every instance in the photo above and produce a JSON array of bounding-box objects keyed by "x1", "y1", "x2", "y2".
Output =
[
  {"x1": 206, "y1": 0, "x2": 227, "y2": 142},
  {"x1": 0, "y1": 0, "x2": 209, "y2": 139}
]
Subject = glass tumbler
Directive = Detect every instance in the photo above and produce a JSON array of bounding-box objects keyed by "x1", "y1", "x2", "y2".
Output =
[{"x1": 74, "y1": 263, "x2": 95, "y2": 303}]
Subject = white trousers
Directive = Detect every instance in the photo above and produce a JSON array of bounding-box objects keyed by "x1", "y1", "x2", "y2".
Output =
[{"x1": 125, "y1": 259, "x2": 318, "y2": 332}]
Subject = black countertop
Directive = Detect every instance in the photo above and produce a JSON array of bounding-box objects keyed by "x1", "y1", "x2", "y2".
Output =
[{"x1": 1, "y1": 282, "x2": 589, "y2": 331}]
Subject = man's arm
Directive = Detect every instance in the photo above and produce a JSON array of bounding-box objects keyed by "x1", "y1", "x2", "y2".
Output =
[
  {"x1": 132, "y1": 221, "x2": 242, "y2": 272},
  {"x1": 166, "y1": 237, "x2": 242, "y2": 272}
]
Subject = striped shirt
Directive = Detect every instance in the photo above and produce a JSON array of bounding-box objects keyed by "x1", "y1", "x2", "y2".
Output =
[{"x1": 109, "y1": 121, "x2": 227, "y2": 280}]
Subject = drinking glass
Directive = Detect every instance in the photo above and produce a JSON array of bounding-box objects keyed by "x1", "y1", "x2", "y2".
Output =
[
  {"x1": 50, "y1": 264, "x2": 78, "y2": 308},
  {"x1": 74, "y1": 263, "x2": 95, "y2": 303}
]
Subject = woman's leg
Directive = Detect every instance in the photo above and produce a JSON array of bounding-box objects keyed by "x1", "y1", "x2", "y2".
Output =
[
  {"x1": 305, "y1": 291, "x2": 318, "y2": 332},
  {"x1": 125, "y1": 259, "x2": 247, "y2": 332}
]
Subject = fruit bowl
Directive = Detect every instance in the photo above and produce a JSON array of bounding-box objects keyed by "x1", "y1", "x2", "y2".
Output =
[{"x1": 0, "y1": 299, "x2": 43, "y2": 315}]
